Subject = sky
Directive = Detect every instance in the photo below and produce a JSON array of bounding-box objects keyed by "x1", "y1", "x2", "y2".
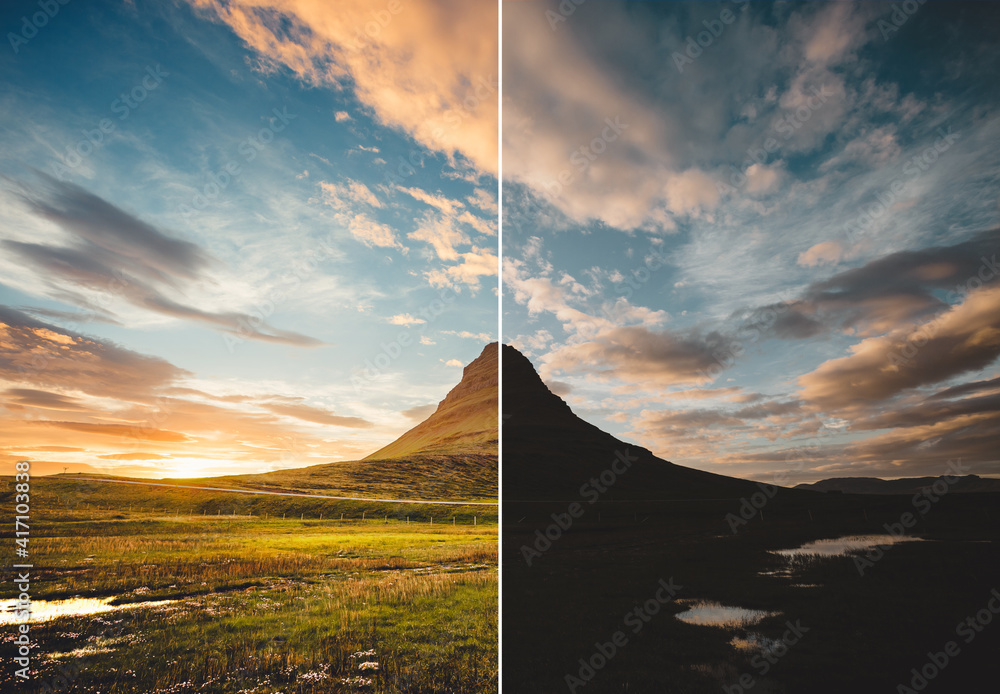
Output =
[
  {"x1": 0, "y1": 0, "x2": 498, "y2": 478},
  {"x1": 503, "y1": 0, "x2": 1000, "y2": 484}
]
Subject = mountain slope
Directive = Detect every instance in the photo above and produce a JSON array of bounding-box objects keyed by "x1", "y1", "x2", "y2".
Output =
[
  {"x1": 184, "y1": 344, "x2": 498, "y2": 501},
  {"x1": 364, "y1": 342, "x2": 498, "y2": 460},
  {"x1": 502, "y1": 344, "x2": 773, "y2": 501}
]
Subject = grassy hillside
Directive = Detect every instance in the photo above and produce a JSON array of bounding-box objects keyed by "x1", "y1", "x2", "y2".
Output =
[
  {"x1": 218, "y1": 452, "x2": 498, "y2": 502},
  {"x1": 365, "y1": 344, "x2": 497, "y2": 460}
]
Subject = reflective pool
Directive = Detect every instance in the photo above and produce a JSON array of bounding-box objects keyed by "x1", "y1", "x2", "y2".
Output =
[
  {"x1": 674, "y1": 601, "x2": 779, "y2": 628},
  {"x1": 771, "y1": 534, "x2": 923, "y2": 559},
  {"x1": 0, "y1": 597, "x2": 178, "y2": 625}
]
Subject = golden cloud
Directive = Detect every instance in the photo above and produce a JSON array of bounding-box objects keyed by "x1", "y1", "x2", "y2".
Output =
[{"x1": 190, "y1": 0, "x2": 498, "y2": 174}]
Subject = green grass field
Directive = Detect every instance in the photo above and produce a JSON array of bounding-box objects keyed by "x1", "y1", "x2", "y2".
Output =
[{"x1": 1, "y1": 477, "x2": 498, "y2": 693}]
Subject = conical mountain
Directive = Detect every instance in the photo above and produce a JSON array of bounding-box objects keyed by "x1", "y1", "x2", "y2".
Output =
[
  {"x1": 365, "y1": 342, "x2": 498, "y2": 460},
  {"x1": 210, "y1": 345, "x2": 498, "y2": 501},
  {"x1": 502, "y1": 344, "x2": 771, "y2": 501}
]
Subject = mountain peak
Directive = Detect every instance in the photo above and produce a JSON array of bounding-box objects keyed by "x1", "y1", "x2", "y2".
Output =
[
  {"x1": 363, "y1": 343, "x2": 498, "y2": 460},
  {"x1": 501, "y1": 343, "x2": 577, "y2": 425},
  {"x1": 503, "y1": 343, "x2": 768, "y2": 501}
]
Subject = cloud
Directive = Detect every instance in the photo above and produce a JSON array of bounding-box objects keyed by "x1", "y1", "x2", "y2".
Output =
[
  {"x1": 2, "y1": 175, "x2": 322, "y2": 346},
  {"x1": 402, "y1": 403, "x2": 436, "y2": 421},
  {"x1": 396, "y1": 187, "x2": 463, "y2": 216},
  {"x1": 501, "y1": 1, "x2": 876, "y2": 231},
  {"x1": 927, "y1": 376, "x2": 1000, "y2": 402},
  {"x1": 442, "y1": 330, "x2": 492, "y2": 342},
  {"x1": 795, "y1": 1, "x2": 868, "y2": 66},
  {"x1": 544, "y1": 380, "x2": 572, "y2": 397},
  {"x1": 664, "y1": 386, "x2": 756, "y2": 402},
  {"x1": 763, "y1": 231, "x2": 999, "y2": 338},
  {"x1": 36, "y1": 420, "x2": 191, "y2": 442},
  {"x1": 743, "y1": 162, "x2": 782, "y2": 194},
  {"x1": 663, "y1": 169, "x2": 720, "y2": 216},
  {"x1": 799, "y1": 285, "x2": 1000, "y2": 411},
  {"x1": 457, "y1": 210, "x2": 495, "y2": 236},
  {"x1": 503, "y1": 1, "x2": 679, "y2": 231},
  {"x1": 320, "y1": 180, "x2": 383, "y2": 209},
  {"x1": 444, "y1": 359, "x2": 463, "y2": 367},
  {"x1": 4, "y1": 388, "x2": 87, "y2": 411},
  {"x1": 777, "y1": 378, "x2": 1000, "y2": 477},
  {"x1": 408, "y1": 215, "x2": 468, "y2": 261},
  {"x1": 0, "y1": 305, "x2": 188, "y2": 401},
  {"x1": 426, "y1": 247, "x2": 498, "y2": 291},
  {"x1": 189, "y1": 0, "x2": 498, "y2": 174},
  {"x1": 798, "y1": 241, "x2": 844, "y2": 267},
  {"x1": 345, "y1": 215, "x2": 404, "y2": 249},
  {"x1": 466, "y1": 188, "x2": 497, "y2": 214},
  {"x1": 334, "y1": 111, "x2": 351, "y2": 122},
  {"x1": 11, "y1": 172, "x2": 209, "y2": 281},
  {"x1": 0, "y1": 305, "x2": 376, "y2": 447},
  {"x1": 318, "y1": 179, "x2": 403, "y2": 250},
  {"x1": 260, "y1": 401, "x2": 373, "y2": 428},
  {"x1": 388, "y1": 313, "x2": 426, "y2": 327},
  {"x1": 8, "y1": 446, "x2": 84, "y2": 453},
  {"x1": 98, "y1": 452, "x2": 173, "y2": 460},
  {"x1": 543, "y1": 325, "x2": 723, "y2": 388}
]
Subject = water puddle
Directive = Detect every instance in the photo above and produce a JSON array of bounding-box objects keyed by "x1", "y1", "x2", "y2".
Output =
[
  {"x1": 730, "y1": 632, "x2": 784, "y2": 655},
  {"x1": 675, "y1": 601, "x2": 779, "y2": 628},
  {"x1": 770, "y1": 534, "x2": 923, "y2": 560},
  {"x1": 0, "y1": 597, "x2": 178, "y2": 625}
]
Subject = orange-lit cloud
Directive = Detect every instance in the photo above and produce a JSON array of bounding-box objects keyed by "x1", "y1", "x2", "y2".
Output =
[
  {"x1": 260, "y1": 401, "x2": 373, "y2": 428},
  {"x1": 4, "y1": 388, "x2": 88, "y2": 411},
  {"x1": 543, "y1": 325, "x2": 723, "y2": 389},
  {"x1": 0, "y1": 305, "x2": 186, "y2": 401},
  {"x1": 32, "y1": 421, "x2": 192, "y2": 442},
  {"x1": 799, "y1": 286, "x2": 1000, "y2": 411},
  {"x1": 98, "y1": 453, "x2": 174, "y2": 460},
  {"x1": 189, "y1": 0, "x2": 498, "y2": 174},
  {"x1": 0, "y1": 306, "x2": 411, "y2": 477}
]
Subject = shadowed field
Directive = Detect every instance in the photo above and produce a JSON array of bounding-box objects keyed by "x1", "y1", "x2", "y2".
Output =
[{"x1": 504, "y1": 493, "x2": 1000, "y2": 693}]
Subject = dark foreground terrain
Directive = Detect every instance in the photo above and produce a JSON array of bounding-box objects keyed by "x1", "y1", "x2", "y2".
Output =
[{"x1": 504, "y1": 492, "x2": 1000, "y2": 693}]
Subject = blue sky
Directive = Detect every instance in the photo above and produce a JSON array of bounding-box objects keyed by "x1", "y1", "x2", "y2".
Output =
[
  {"x1": 0, "y1": 0, "x2": 497, "y2": 477},
  {"x1": 503, "y1": 0, "x2": 1000, "y2": 483}
]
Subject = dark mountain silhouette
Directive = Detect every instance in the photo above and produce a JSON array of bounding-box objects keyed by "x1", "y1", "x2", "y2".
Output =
[
  {"x1": 502, "y1": 344, "x2": 770, "y2": 501},
  {"x1": 796, "y1": 475, "x2": 1000, "y2": 495}
]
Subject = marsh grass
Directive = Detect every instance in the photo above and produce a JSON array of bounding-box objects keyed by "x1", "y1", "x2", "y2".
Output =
[{"x1": 0, "y1": 479, "x2": 497, "y2": 693}]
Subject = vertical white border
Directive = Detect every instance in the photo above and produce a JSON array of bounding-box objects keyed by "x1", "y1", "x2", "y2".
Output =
[{"x1": 496, "y1": 0, "x2": 504, "y2": 690}]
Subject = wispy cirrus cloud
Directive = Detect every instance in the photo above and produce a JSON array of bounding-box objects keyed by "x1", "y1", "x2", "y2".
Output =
[{"x1": 2, "y1": 174, "x2": 322, "y2": 346}]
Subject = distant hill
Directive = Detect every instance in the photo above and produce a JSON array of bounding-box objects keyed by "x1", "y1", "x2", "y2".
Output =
[
  {"x1": 796, "y1": 475, "x2": 1000, "y2": 495},
  {"x1": 502, "y1": 344, "x2": 777, "y2": 502}
]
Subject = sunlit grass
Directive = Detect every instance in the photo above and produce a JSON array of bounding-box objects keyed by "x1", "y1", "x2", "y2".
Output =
[{"x1": 1, "y1": 489, "x2": 497, "y2": 693}]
